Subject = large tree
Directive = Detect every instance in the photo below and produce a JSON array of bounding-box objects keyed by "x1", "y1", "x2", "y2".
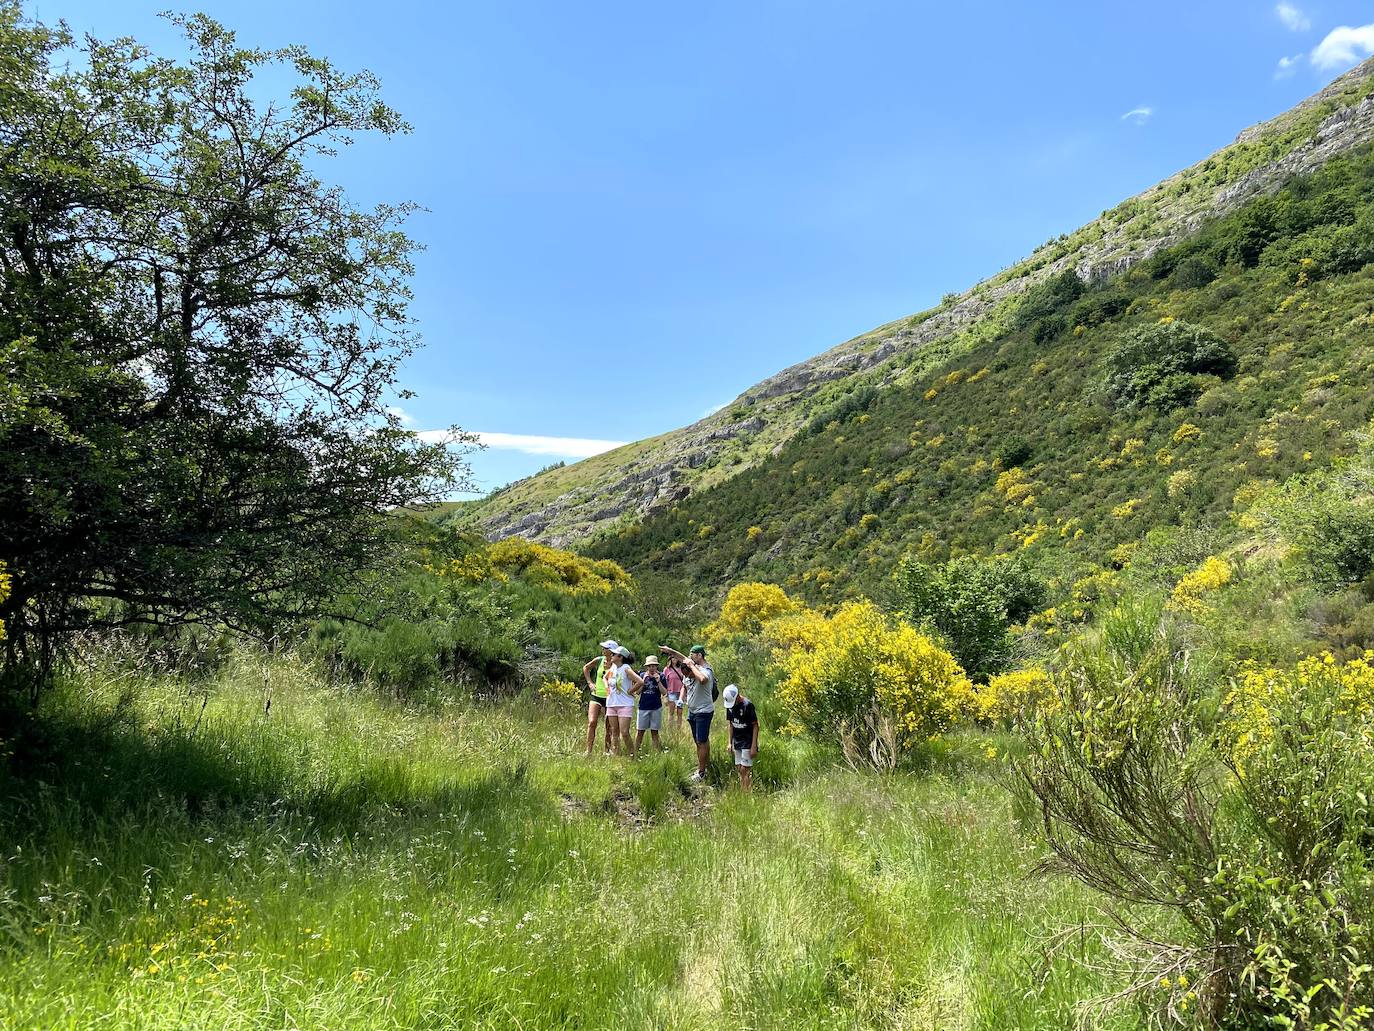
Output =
[{"x1": 0, "y1": 7, "x2": 468, "y2": 691}]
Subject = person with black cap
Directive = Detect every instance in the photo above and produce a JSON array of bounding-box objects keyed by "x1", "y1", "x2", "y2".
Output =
[
  {"x1": 659, "y1": 643, "x2": 716, "y2": 782},
  {"x1": 722, "y1": 684, "x2": 758, "y2": 792}
]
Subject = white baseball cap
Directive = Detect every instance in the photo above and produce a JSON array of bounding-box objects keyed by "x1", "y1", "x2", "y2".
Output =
[
  {"x1": 600, "y1": 639, "x2": 619, "y2": 651},
  {"x1": 722, "y1": 684, "x2": 739, "y2": 707}
]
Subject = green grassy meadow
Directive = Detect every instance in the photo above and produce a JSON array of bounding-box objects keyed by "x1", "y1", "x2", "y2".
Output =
[{"x1": 1, "y1": 653, "x2": 1139, "y2": 1030}]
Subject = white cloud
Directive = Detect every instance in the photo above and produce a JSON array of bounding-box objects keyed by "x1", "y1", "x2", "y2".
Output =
[
  {"x1": 1276, "y1": 3, "x2": 1311, "y2": 32},
  {"x1": 1311, "y1": 24, "x2": 1374, "y2": 70},
  {"x1": 1120, "y1": 105, "x2": 1154, "y2": 125},
  {"x1": 416, "y1": 429, "x2": 626, "y2": 458},
  {"x1": 1275, "y1": 52, "x2": 1303, "y2": 78},
  {"x1": 702, "y1": 401, "x2": 727, "y2": 418},
  {"x1": 385, "y1": 405, "x2": 416, "y2": 426}
]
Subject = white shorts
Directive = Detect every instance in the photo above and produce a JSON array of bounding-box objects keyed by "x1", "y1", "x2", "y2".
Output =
[{"x1": 733, "y1": 747, "x2": 754, "y2": 768}]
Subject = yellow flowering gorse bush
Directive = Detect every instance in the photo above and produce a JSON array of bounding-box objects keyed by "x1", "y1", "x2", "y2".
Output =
[
  {"x1": 538, "y1": 678, "x2": 583, "y2": 707},
  {"x1": 431, "y1": 540, "x2": 631, "y2": 595},
  {"x1": 706, "y1": 581, "x2": 797, "y2": 644},
  {"x1": 1170, "y1": 556, "x2": 1232, "y2": 615},
  {"x1": 0, "y1": 559, "x2": 9, "y2": 641},
  {"x1": 769, "y1": 600, "x2": 973, "y2": 757},
  {"x1": 1223, "y1": 652, "x2": 1374, "y2": 771},
  {"x1": 978, "y1": 667, "x2": 1058, "y2": 722},
  {"x1": 487, "y1": 539, "x2": 631, "y2": 595}
]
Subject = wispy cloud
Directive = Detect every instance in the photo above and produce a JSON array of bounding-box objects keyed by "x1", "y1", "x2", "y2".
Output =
[
  {"x1": 1275, "y1": 52, "x2": 1303, "y2": 78},
  {"x1": 1311, "y1": 23, "x2": 1374, "y2": 70},
  {"x1": 702, "y1": 401, "x2": 727, "y2": 418},
  {"x1": 385, "y1": 405, "x2": 416, "y2": 426},
  {"x1": 417, "y1": 429, "x2": 627, "y2": 458},
  {"x1": 1120, "y1": 105, "x2": 1154, "y2": 125},
  {"x1": 1276, "y1": 3, "x2": 1311, "y2": 32}
]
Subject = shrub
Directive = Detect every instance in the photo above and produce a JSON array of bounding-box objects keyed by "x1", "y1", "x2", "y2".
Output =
[
  {"x1": 995, "y1": 434, "x2": 1034, "y2": 469},
  {"x1": 1169, "y1": 556, "x2": 1233, "y2": 615},
  {"x1": 1102, "y1": 319, "x2": 1236, "y2": 411},
  {"x1": 1170, "y1": 253, "x2": 1220, "y2": 289},
  {"x1": 1167, "y1": 469, "x2": 1197, "y2": 499},
  {"x1": 977, "y1": 667, "x2": 1056, "y2": 723},
  {"x1": 895, "y1": 554, "x2": 1047, "y2": 679},
  {"x1": 486, "y1": 539, "x2": 632, "y2": 595},
  {"x1": 770, "y1": 601, "x2": 972, "y2": 769},
  {"x1": 0, "y1": 560, "x2": 9, "y2": 641},
  {"x1": 705, "y1": 582, "x2": 798, "y2": 644},
  {"x1": 1012, "y1": 268, "x2": 1085, "y2": 333},
  {"x1": 1020, "y1": 597, "x2": 1230, "y2": 1023},
  {"x1": 1247, "y1": 433, "x2": 1374, "y2": 587},
  {"x1": 1213, "y1": 653, "x2": 1374, "y2": 1028},
  {"x1": 1172, "y1": 422, "x2": 1203, "y2": 445},
  {"x1": 1069, "y1": 289, "x2": 1130, "y2": 328},
  {"x1": 1024, "y1": 594, "x2": 1374, "y2": 1028},
  {"x1": 538, "y1": 678, "x2": 583, "y2": 707}
]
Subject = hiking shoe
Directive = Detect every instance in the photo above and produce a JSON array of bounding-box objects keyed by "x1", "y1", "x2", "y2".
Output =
[{"x1": 689, "y1": 771, "x2": 704, "y2": 783}]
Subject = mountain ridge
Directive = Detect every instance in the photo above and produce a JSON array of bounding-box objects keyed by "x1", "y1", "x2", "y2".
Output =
[{"x1": 458, "y1": 59, "x2": 1374, "y2": 548}]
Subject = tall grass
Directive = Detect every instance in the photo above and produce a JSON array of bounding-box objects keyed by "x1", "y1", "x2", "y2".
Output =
[{"x1": 0, "y1": 651, "x2": 1139, "y2": 1029}]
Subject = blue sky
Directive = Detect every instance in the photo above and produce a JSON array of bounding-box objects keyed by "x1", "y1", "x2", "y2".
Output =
[{"x1": 37, "y1": 0, "x2": 1374, "y2": 492}]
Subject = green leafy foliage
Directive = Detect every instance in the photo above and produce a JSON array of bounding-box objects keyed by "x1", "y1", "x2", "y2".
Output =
[
  {"x1": 1100, "y1": 319, "x2": 1236, "y2": 412},
  {"x1": 306, "y1": 526, "x2": 696, "y2": 695},
  {"x1": 0, "y1": 6, "x2": 461, "y2": 691},
  {"x1": 1248, "y1": 428, "x2": 1374, "y2": 588},
  {"x1": 895, "y1": 555, "x2": 1045, "y2": 679}
]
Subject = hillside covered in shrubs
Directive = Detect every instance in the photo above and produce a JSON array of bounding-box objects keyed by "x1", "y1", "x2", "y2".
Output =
[{"x1": 589, "y1": 142, "x2": 1374, "y2": 607}]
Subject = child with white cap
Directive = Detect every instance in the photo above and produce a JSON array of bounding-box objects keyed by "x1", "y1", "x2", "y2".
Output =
[{"x1": 722, "y1": 684, "x2": 759, "y2": 792}]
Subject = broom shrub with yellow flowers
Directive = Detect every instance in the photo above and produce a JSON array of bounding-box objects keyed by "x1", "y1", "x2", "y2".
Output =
[
  {"x1": 1023, "y1": 584, "x2": 1374, "y2": 1029},
  {"x1": 768, "y1": 600, "x2": 974, "y2": 770},
  {"x1": 976, "y1": 666, "x2": 1057, "y2": 723},
  {"x1": 704, "y1": 581, "x2": 797, "y2": 645},
  {"x1": 306, "y1": 528, "x2": 669, "y2": 696},
  {"x1": 0, "y1": 559, "x2": 10, "y2": 641}
]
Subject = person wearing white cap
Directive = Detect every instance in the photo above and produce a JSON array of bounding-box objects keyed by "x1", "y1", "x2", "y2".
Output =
[
  {"x1": 633, "y1": 655, "x2": 669, "y2": 755},
  {"x1": 722, "y1": 684, "x2": 759, "y2": 792},
  {"x1": 581, "y1": 639, "x2": 619, "y2": 756},
  {"x1": 604, "y1": 645, "x2": 643, "y2": 756}
]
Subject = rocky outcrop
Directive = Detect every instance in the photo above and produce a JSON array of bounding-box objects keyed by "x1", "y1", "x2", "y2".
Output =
[{"x1": 475, "y1": 59, "x2": 1374, "y2": 546}]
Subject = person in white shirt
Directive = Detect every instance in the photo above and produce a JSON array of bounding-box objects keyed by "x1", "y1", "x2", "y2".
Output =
[{"x1": 604, "y1": 645, "x2": 643, "y2": 757}]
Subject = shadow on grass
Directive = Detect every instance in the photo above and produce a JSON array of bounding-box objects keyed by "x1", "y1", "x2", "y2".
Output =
[{"x1": 0, "y1": 694, "x2": 550, "y2": 838}]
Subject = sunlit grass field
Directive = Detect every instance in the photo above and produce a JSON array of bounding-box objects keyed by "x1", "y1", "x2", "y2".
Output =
[{"x1": 1, "y1": 652, "x2": 1139, "y2": 1030}]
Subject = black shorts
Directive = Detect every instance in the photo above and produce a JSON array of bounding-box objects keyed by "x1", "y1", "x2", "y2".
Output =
[{"x1": 589, "y1": 695, "x2": 607, "y2": 709}]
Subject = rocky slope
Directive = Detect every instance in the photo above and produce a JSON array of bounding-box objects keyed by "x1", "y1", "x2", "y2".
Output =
[{"x1": 459, "y1": 59, "x2": 1374, "y2": 547}]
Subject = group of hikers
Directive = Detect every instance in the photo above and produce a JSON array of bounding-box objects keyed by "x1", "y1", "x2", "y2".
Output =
[{"x1": 581, "y1": 639, "x2": 760, "y2": 791}]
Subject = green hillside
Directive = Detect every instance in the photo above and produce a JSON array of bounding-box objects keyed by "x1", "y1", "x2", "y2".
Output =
[
  {"x1": 462, "y1": 59, "x2": 1374, "y2": 548},
  {"x1": 588, "y1": 144, "x2": 1374, "y2": 599}
]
